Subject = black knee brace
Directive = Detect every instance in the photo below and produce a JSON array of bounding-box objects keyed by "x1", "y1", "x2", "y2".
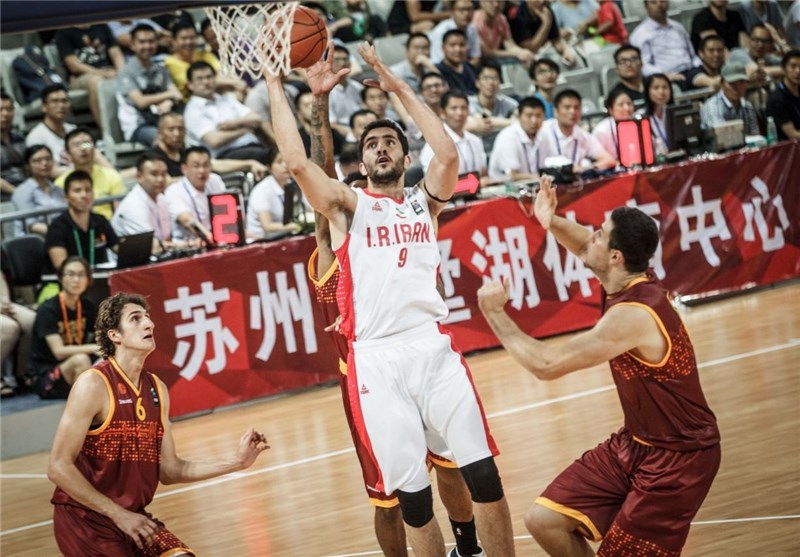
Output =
[
  {"x1": 460, "y1": 457, "x2": 505, "y2": 503},
  {"x1": 396, "y1": 486, "x2": 435, "y2": 528}
]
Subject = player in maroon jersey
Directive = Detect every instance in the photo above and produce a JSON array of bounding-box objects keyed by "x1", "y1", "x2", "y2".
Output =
[
  {"x1": 47, "y1": 292, "x2": 269, "y2": 557},
  {"x1": 478, "y1": 177, "x2": 720, "y2": 557}
]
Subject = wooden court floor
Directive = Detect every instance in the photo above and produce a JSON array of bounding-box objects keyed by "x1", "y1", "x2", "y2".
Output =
[{"x1": 1, "y1": 282, "x2": 798, "y2": 556}]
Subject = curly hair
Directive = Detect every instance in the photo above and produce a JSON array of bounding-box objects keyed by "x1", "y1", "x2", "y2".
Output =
[{"x1": 95, "y1": 292, "x2": 149, "y2": 358}]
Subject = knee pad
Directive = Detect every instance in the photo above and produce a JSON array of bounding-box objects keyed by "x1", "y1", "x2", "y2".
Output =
[
  {"x1": 396, "y1": 486, "x2": 434, "y2": 528},
  {"x1": 460, "y1": 457, "x2": 505, "y2": 503}
]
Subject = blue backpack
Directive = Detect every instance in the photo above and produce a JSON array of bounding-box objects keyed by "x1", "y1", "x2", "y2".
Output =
[{"x1": 12, "y1": 45, "x2": 66, "y2": 104}]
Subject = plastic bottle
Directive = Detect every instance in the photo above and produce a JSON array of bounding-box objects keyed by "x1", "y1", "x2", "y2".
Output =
[
  {"x1": 654, "y1": 136, "x2": 668, "y2": 164},
  {"x1": 766, "y1": 116, "x2": 778, "y2": 145}
]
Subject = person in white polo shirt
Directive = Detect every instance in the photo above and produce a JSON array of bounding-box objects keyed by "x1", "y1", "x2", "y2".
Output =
[
  {"x1": 536, "y1": 89, "x2": 616, "y2": 173},
  {"x1": 489, "y1": 96, "x2": 546, "y2": 181}
]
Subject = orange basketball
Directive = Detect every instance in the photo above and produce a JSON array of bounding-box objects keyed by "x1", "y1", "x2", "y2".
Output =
[{"x1": 289, "y1": 6, "x2": 328, "y2": 69}]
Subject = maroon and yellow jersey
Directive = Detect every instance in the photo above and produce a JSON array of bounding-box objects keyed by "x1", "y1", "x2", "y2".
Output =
[
  {"x1": 602, "y1": 273, "x2": 720, "y2": 451},
  {"x1": 52, "y1": 358, "x2": 166, "y2": 511},
  {"x1": 308, "y1": 248, "x2": 349, "y2": 363}
]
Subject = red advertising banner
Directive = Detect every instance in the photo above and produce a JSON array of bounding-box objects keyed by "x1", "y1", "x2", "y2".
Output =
[{"x1": 110, "y1": 142, "x2": 800, "y2": 417}]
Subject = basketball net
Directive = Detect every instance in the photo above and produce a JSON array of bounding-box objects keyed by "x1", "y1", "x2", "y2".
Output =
[{"x1": 204, "y1": 2, "x2": 298, "y2": 80}]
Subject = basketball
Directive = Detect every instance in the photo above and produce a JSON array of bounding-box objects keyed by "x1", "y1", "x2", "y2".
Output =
[{"x1": 289, "y1": 6, "x2": 328, "y2": 69}]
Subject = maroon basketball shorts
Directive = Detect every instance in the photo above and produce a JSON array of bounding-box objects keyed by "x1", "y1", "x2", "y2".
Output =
[{"x1": 536, "y1": 428, "x2": 720, "y2": 556}]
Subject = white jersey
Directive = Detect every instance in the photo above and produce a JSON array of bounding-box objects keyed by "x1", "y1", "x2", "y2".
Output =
[{"x1": 336, "y1": 187, "x2": 448, "y2": 341}]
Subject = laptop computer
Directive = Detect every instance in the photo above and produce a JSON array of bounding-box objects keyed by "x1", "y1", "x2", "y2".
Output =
[{"x1": 115, "y1": 231, "x2": 154, "y2": 269}]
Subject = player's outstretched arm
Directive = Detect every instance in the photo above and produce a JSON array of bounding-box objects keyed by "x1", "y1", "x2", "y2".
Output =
[
  {"x1": 158, "y1": 379, "x2": 269, "y2": 485},
  {"x1": 48, "y1": 371, "x2": 160, "y2": 551},
  {"x1": 266, "y1": 74, "x2": 354, "y2": 219},
  {"x1": 357, "y1": 42, "x2": 458, "y2": 211},
  {"x1": 534, "y1": 175, "x2": 592, "y2": 257},
  {"x1": 478, "y1": 279, "x2": 655, "y2": 379}
]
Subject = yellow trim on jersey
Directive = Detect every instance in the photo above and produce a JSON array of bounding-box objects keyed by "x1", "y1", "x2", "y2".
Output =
[
  {"x1": 87, "y1": 369, "x2": 115, "y2": 436},
  {"x1": 428, "y1": 455, "x2": 458, "y2": 469},
  {"x1": 339, "y1": 358, "x2": 348, "y2": 375},
  {"x1": 535, "y1": 497, "x2": 603, "y2": 542},
  {"x1": 153, "y1": 374, "x2": 168, "y2": 428},
  {"x1": 607, "y1": 275, "x2": 649, "y2": 299},
  {"x1": 614, "y1": 301, "x2": 672, "y2": 367},
  {"x1": 109, "y1": 357, "x2": 141, "y2": 396},
  {"x1": 369, "y1": 496, "x2": 400, "y2": 508},
  {"x1": 307, "y1": 247, "x2": 339, "y2": 287},
  {"x1": 159, "y1": 548, "x2": 195, "y2": 557},
  {"x1": 633, "y1": 435, "x2": 654, "y2": 446}
]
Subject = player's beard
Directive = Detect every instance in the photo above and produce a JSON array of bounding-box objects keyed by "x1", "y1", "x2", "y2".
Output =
[{"x1": 367, "y1": 158, "x2": 404, "y2": 187}]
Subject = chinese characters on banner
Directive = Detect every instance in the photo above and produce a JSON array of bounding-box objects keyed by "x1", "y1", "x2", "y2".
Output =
[{"x1": 110, "y1": 143, "x2": 800, "y2": 417}]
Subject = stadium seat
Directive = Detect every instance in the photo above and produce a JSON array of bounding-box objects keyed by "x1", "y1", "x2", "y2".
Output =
[
  {"x1": 1, "y1": 234, "x2": 46, "y2": 289},
  {"x1": 373, "y1": 34, "x2": 409, "y2": 68},
  {"x1": 96, "y1": 78, "x2": 148, "y2": 168},
  {"x1": 501, "y1": 62, "x2": 532, "y2": 98},
  {"x1": 558, "y1": 68, "x2": 602, "y2": 112},
  {"x1": 601, "y1": 64, "x2": 620, "y2": 97}
]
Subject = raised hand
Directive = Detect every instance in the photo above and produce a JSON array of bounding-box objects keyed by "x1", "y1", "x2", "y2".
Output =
[
  {"x1": 477, "y1": 277, "x2": 511, "y2": 314},
  {"x1": 533, "y1": 175, "x2": 557, "y2": 230},
  {"x1": 306, "y1": 41, "x2": 349, "y2": 96},
  {"x1": 357, "y1": 42, "x2": 405, "y2": 94}
]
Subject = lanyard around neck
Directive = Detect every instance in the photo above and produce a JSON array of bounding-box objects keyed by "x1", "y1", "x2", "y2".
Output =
[
  {"x1": 58, "y1": 291, "x2": 83, "y2": 345},
  {"x1": 72, "y1": 226, "x2": 95, "y2": 268},
  {"x1": 182, "y1": 177, "x2": 203, "y2": 222},
  {"x1": 552, "y1": 126, "x2": 578, "y2": 163}
]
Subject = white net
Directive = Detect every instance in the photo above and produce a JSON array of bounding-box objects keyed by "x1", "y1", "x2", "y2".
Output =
[{"x1": 205, "y1": 2, "x2": 298, "y2": 80}]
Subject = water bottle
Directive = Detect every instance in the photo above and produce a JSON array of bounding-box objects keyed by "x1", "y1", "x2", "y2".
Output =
[
  {"x1": 766, "y1": 116, "x2": 778, "y2": 145},
  {"x1": 654, "y1": 136, "x2": 667, "y2": 164}
]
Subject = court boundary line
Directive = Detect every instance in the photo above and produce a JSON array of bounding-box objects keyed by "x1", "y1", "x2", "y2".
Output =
[{"x1": 1, "y1": 339, "x2": 798, "y2": 538}]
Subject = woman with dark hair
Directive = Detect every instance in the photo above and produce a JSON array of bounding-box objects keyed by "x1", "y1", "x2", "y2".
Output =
[
  {"x1": 29, "y1": 256, "x2": 100, "y2": 399},
  {"x1": 639, "y1": 73, "x2": 674, "y2": 153},
  {"x1": 11, "y1": 145, "x2": 66, "y2": 236},
  {"x1": 245, "y1": 148, "x2": 306, "y2": 240},
  {"x1": 591, "y1": 89, "x2": 635, "y2": 164}
]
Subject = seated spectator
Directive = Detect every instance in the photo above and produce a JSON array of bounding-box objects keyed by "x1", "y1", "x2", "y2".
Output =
[
  {"x1": 149, "y1": 112, "x2": 268, "y2": 180},
  {"x1": 336, "y1": 143, "x2": 361, "y2": 180},
  {"x1": 609, "y1": 44, "x2": 646, "y2": 103},
  {"x1": 785, "y1": 1, "x2": 800, "y2": 47},
  {"x1": 700, "y1": 61, "x2": 760, "y2": 136},
  {"x1": 738, "y1": 0, "x2": 786, "y2": 38},
  {"x1": 691, "y1": 0, "x2": 748, "y2": 51},
  {"x1": 347, "y1": 109, "x2": 378, "y2": 143},
  {"x1": 488, "y1": 96, "x2": 546, "y2": 180},
  {"x1": 165, "y1": 21, "x2": 245, "y2": 100},
  {"x1": 420, "y1": 92, "x2": 488, "y2": 183},
  {"x1": 325, "y1": 0, "x2": 388, "y2": 43},
  {"x1": 295, "y1": 91, "x2": 347, "y2": 156},
  {"x1": 472, "y1": 0, "x2": 534, "y2": 66},
  {"x1": 436, "y1": 29, "x2": 480, "y2": 95},
  {"x1": 629, "y1": 0, "x2": 701, "y2": 89},
  {"x1": 164, "y1": 146, "x2": 225, "y2": 242},
  {"x1": 551, "y1": 0, "x2": 599, "y2": 40},
  {"x1": 111, "y1": 153, "x2": 172, "y2": 252},
  {"x1": 536, "y1": 89, "x2": 616, "y2": 172},
  {"x1": 419, "y1": 72, "x2": 449, "y2": 118},
  {"x1": 429, "y1": 0, "x2": 482, "y2": 65},
  {"x1": 184, "y1": 62, "x2": 271, "y2": 164},
  {"x1": 638, "y1": 73, "x2": 674, "y2": 154},
  {"x1": 45, "y1": 170, "x2": 119, "y2": 277},
  {"x1": 11, "y1": 145, "x2": 66, "y2": 236},
  {"x1": 361, "y1": 86, "x2": 411, "y2": 131},
  {"x1": 594, "y1": 0, "x2": 628, "y2": 45},
  {"x1": 25, "y1": 85, "x2": 75, "y2": 173},
  {"x1": 108, "y1": 18, "x2": 171, "y2": 55},
  {"x1": 55, "y1": 128, "x2": 125, "y2": 220},
  {"x1": 686, "y1": 35, "x2": 726, "y2": 90},
  {"x1": 506, "y1": 0, "x2": 576, "y2": 65},
  {"x1": 245, "y1": 148, "x2": 305, "y2": 240},
  {"x1": 0, "y1": 274, "x2": 36, "y2": 397},
  {"x1": 467, "y1": 62, "x2": 519, "y2": 152},
  {"x1": 386, "y1": 0, "x2": 450, "y2": 35},
  {"x1": 117, "y1": 24, "x2": 183, "y2": 147},
  {"x1": 30, "y1": 256, "x2": 100, "y2": 399},
  {"x1": 245, "y1": 78, "x2": 300, "y2": 144},
  {"x1": 328, "y1": 46, "x2": 365, "y2": 137},
  {"x1": 390, "y1": 33, "x2": 440, "y2": 93},
  {"x1": 766, "y1": 49, "x2": 800, "y2": 140},
  {"x1": 1, "y1": 92, "x2": 26, "y2": 199},
  {"x1": 530, "y1": 58, "x2": 561, "y2": 118},
  {"x1": 54, "y1": 23, "x2": 124, "y2": 130},
  {"x1": 591, "y1": 89, "x2": 635, "y2": 163},
  {"x1": 729, "y1": 24, "x2": 787, "y2": 83},
  {"x1": 200, "y1": 18, "x2": 220, "y2": 59}
]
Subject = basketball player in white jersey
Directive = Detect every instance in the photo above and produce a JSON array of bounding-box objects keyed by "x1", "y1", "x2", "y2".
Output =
[{"x1": 267, "y1": 43, "x2": 515, "y2": 556}]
